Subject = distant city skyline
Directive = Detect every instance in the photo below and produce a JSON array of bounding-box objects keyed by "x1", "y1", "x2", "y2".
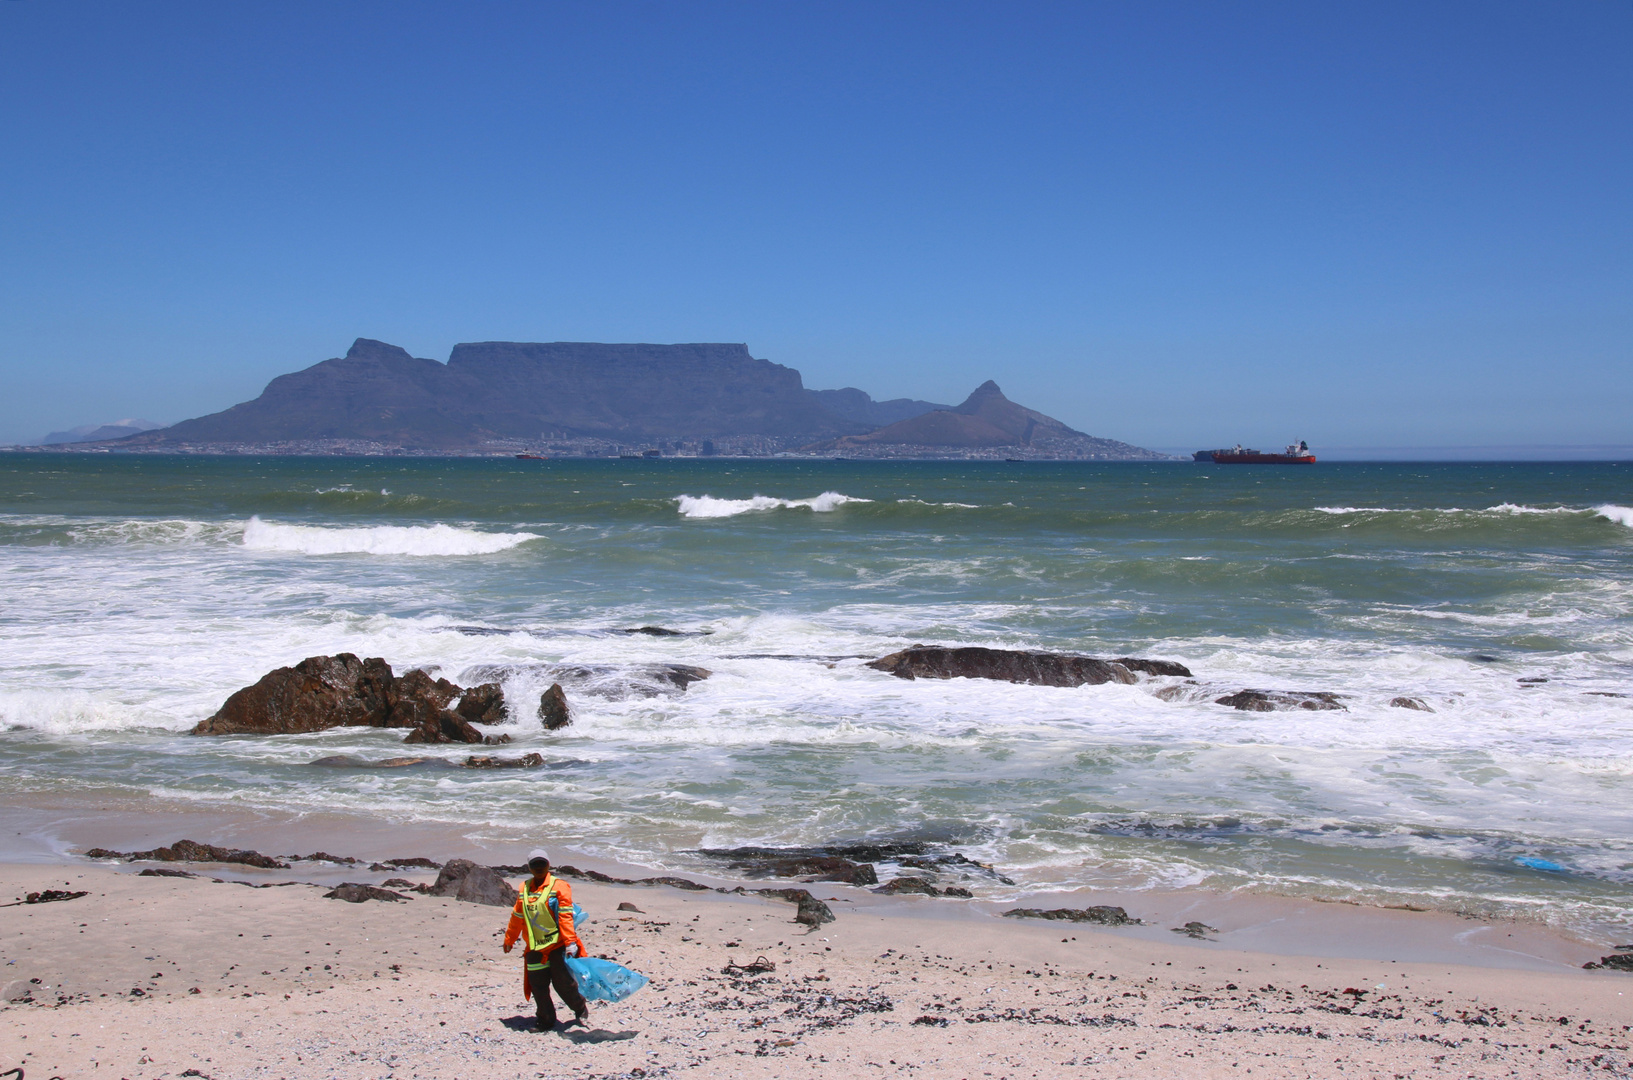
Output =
[{"x1": 2, "y1": 2, "x2": 1629, "y2": 455}]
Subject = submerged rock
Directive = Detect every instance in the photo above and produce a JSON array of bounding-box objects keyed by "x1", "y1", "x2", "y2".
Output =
[
  {"x1": 538, "y1": 683, "x2": 572, "y2": 730},
  {"x1": 867, "y1": 645, "x2": 1190, "y2": 687},
  {"x1": 194, "y1": 654, "x2": 513, "y2": 744},
  {"x1": 462, "y1": 753, "x2": 545, "y2": 769},
  {"x1": 1389, "y1": 696, "x2": 1434, "y2": 712},
  {"x1": 429, "y1": 859, "x2": 515, "y2": 907},
  {"x1": 872, "y1": 876, "x2": 943, "y2": 896},
  {"x1": 1003, "y1": 906, "x2": 1139, "y2": 926},
  {"x1": 1215, "y1": 690, "x2": 1346, "y2": 712}
]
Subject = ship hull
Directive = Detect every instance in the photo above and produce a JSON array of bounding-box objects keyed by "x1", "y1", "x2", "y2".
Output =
[{"x1": 1204, "y1": 452, "x2": 1316, "y2": 464}]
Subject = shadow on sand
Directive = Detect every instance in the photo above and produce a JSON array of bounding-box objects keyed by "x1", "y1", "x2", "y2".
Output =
[{"x1": 500, "y1": 1015, "x2": 639, "y2": 1043}]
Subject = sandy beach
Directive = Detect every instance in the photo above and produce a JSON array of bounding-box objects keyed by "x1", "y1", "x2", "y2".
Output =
[{"x1": 5, "y1": 852, "x2": 1630, "y2": 1080}]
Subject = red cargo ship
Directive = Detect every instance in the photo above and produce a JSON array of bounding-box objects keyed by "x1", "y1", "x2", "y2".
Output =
[{"x1": 1195, "y1": 440, "x2": 1315, "y2": 464}]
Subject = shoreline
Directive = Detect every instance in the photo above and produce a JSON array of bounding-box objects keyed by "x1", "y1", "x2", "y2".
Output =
[
  {"x1": 2, "y1": 792, "x2": 1618, "y2": 974},
  {"x1": 5, "y1": 859, "x2": 1630, "y2": 1079}
]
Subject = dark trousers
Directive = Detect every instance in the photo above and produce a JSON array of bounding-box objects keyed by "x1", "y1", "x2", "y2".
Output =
[{"x1": 526, "y1": 949, "x2": 588, "y2": 1027}]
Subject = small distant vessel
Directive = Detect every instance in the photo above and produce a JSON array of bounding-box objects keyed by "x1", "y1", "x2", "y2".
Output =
[{"x1": 1196, "y1": 440, "x2": 1315, "y2": 464}]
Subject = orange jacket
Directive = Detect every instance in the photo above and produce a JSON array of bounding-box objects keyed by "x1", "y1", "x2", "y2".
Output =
[{"x1": 503, "y1": 874, "x2": 584, "y2": 957}]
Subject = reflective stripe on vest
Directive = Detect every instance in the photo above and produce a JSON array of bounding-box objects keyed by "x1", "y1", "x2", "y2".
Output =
[{"x1": 520, "y1": 876, "x2": 561, "y2": 952}]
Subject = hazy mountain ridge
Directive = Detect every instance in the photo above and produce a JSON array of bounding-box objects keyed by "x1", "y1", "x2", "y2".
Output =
[{"x1": 94, "y1": 337, "x2": 1163, "y2": 458}]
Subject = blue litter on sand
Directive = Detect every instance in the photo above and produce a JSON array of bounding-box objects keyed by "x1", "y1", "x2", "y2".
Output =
[
  {"x1": 564, "y1": 955, "x2": 650, "y2": 1002},
  {"x1": 1515, "y1": 856, "x2": 1567, "y2": 873}
]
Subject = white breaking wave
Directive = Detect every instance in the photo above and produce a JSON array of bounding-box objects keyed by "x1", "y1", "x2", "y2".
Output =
[
  {"x1": 675, "y1": 492, "x2": 871, "y2": 519},
  {"x1": 1314, "y1": 504, "x2": 1585, "y2": 516},
  {"x1": 1596, "y1": 505, "x2": 1633, "y2": 528},
  {"x1": 240, "y1": 516, "x2": 539, "y2": 556}
]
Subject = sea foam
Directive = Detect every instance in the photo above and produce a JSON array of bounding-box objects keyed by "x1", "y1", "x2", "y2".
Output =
[
  {"x1": 675, "y1": 492, "x2": 871, "y2": 518},
  {"x1": 1596, "y1": 504, "x2": 1633, "y2": 528},
  {"x1": 240, "y1": 516, "x2": 539, "y2": 556}
]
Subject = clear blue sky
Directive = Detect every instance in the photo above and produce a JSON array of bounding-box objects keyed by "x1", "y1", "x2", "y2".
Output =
[{"x1": 2, "y1": 1, "x2": 1629, "y2": 454}]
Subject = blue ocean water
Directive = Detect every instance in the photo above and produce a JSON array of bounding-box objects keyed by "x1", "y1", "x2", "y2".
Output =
[{"x1": 1, "y1": 455, "x2": 1630, "y2": 939}]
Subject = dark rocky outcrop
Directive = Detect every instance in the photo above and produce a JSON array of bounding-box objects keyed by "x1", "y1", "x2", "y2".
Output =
[
  {"x1": 137, "y1": 868, "x2": 197, "y2": 879},
  {"x1": 84, "y1": 839, "x2": 289, "y2": 870},
  {"x1": 428, "y1": 859, "x2": 516, "y2": 907},
  {"x1": 369, "y1": 857, "x2": 442, "y2": 871},
  {"x1": 1389, "y1": 697, "x2": 1434, "y2": 712},
  {"x1": 748, "y1": 888, "x2": 836, "y2": 927},
  {"x1": 881, "y1": 869, "x2": 966, "y2": 895},
  {"x1": 538, "y1": 683, "x2": 572, "y2": 730},
  {"x1": 1584, "y1": 952, "x2": 1633, "y2": 972},
  {"x1": 868, "y1": 645, "x2": 1190, "y2": 688},
  {"x1": 454, "y1": 682, "x2": 508, "y2": 724},
  {"x1": 193, "y1": 654, "x2": 511, "y2": 744},
  {"x1": 1215, "y1": 690, "x2": 1346, "y2": 712},
  {"x1": 1003, "y1": 906, "x2": 1139, "y2": 926},
  {"x1": 325, "y1": 883, "x2": 407, "y2": 903},
  {"x1": 192, "y1": 654, "x2": 393, "y2": 735},
  {"x1": 698, "y1": 849, "x2": 878, "y2": 886}
]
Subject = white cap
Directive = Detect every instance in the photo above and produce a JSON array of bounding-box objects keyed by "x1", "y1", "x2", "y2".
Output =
[{"x1": 527, "y1": 848, "x2": 550, "y2": 865}]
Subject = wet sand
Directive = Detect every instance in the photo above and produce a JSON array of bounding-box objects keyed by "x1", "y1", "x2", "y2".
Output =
[{"x1": 5, "y1": 858, "x2": 1631, "y2": 1079}]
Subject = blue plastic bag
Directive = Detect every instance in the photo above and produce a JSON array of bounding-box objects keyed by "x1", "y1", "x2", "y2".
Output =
[{"x1": 564, "y1": 955, "x2": 649, "y2": 1002}]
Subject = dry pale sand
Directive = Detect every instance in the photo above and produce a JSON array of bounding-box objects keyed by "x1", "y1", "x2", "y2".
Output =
[{"x1": 4, "y1": 861, "x2": 1631, "y2": 1079}]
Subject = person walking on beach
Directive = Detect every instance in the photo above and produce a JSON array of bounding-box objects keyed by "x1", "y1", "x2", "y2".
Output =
[{"x1": 502, "y1": 849, "x2": 590, "y2": 1031}]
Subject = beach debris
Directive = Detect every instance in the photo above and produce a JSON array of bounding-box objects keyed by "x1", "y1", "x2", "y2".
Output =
[
  {"x1": 191, "y1": 653, "x2": 511, "y2": 745},
  {"x1": 1002, "y1": 906, "x2": 1140, "y2": 926},
  {"x1": 912, "y1": 1014, "x2": 951, "y2": 1026},
  {"x1": 1514, "y1": 856, "x2": 1568, "y2": 873},
  {"x1": 1389, "y1": 696, "x2": 1434, "y2": 712},
  {"x1": 867, "y1": 644, "x2": 1190, "y2": 687},
  {"x1": 462, "y1": 752, "x2": 546, "y2": 768},
  {"x1": 1171, "y1": 921, "x2": 1219, "y2": 939},
  {"x1": 0, "y1": 889, "x2": 89, "y2": 908},
  {"x1": 324, "y1": 883, "x2": 407, "y2": 903},
  {"x1": 722, "y1": 955, "x2": 777, "y2": 976},
  {"x1": 1214, "y1": 689, "x2": 1347, "y2": 712},
  {"x1": 3, "y1": 978, "x2": 38, "y2": 1001},
  {"x1": 137, "y1": 868, "x2": 197, "y2": 879},
  {"x1": 428, "y1": 858, "x2": 515, "y2": 907},
  {"x1": 538, "y1": 683, "x2": 572, "y2": 730},
  {"x1": 617, "y1": 901, "x2": 645, "y2": 912},
  {"x1": 84, "y1": 839, "x2": 290, "y2": 869}
]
